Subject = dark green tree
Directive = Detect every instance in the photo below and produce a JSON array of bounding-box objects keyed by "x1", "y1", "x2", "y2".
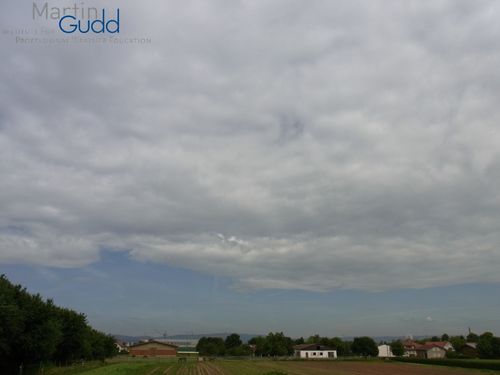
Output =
[
  {"x1": 329, "y1": 337, "x2": 351, "y2": 356},
  {"x1": 248, "y1": 336, "x2": 266, "y2": 356},
  {"x1": 53, "y1": 308, "x2": 91, "y2": 363},
  {"x1": 478, "y1": 332, "x2": 500, "y2": 359},
  {"x1": 88, "y1": 329, "x2": 118, "y2": 360},
  {"x1": 467, "y1": 332, "x2": 479, "y2": 343},
  {"x1": 351, "y1": 336, "x2": 378, "y2": 357},
  {"x1": 228, "y1": 344, "x2": 253, "y2": 356},
  {"x1": 294, "y1": 337, "x2": 305, "y2": 345},
  {"x1": 262, "y1": 332, "x2": 293, "y2": 356},
  {"x1": 306, "y1": 334, "x2": 321, "y2": 344},
  {"x1": 450, "y1": 336, "x2": 466, "y2": 352},
  {"x1": 225, "y1": 333, "x2": 242, "y2": 350},
  {"x1": 390, "y1": 340, "x2": 404, "y2": 356},
  {"x1": 196, "y1": 337, "x2": 226, "y2": 356},
  {"x1": 319, "y1": 337, "x2": 331, "y2": 346},
  {"x1": 0, "y1": 274, "x2": 117, "y2": 372}
]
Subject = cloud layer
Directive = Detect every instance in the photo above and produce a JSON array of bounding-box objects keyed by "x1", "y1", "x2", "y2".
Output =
[{"x1": 1, "y1": 0, "x2": 500, "y2": 291}]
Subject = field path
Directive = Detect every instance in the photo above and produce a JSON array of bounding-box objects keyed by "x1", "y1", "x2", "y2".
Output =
[
  {"x1": 202, "y1": 362, "x2": 228, "y2": 375},
  {"x1": 163, "y1": 365, "x2": 175, "y2": 374}
]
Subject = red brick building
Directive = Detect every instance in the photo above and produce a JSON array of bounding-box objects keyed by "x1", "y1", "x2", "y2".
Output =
[{"x1": 129, "y1": 340, "x2": 178, "y2": 357}]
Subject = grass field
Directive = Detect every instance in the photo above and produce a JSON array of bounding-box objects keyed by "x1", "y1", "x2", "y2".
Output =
[{"x1": 43, "y1": 358, "x2": 500, "y2": 375}]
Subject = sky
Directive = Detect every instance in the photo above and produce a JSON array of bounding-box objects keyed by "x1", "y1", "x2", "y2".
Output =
[{"x1": 1, "y1": 0, "x2": 500, "y2": 338}]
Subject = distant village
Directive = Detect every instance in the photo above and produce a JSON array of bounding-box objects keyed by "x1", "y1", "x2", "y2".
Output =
[{"x1": 115, "y1": 331, "x2": 488, "y2": 360}]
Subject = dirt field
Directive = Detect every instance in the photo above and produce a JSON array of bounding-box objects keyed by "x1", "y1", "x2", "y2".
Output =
[
  {"x1": 48, "y1": 359, "x2": 500, "y2": 375},
  {"x1": 216, "y1": 360, "x2": 500, "y2": 375}
]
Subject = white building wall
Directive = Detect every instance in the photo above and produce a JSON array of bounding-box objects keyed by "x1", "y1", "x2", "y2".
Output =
[
  {"x1": 377, "y1": 345, "x2": 394, "y2": 358},
  {"x1": 298, "y1": 350, "x2": 337, "y2": 359},
  {"x1": 427, "y1": 347, "x2": 446, "y2": 359}
]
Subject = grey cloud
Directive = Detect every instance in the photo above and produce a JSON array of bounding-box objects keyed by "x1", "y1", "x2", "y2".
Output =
[{"x1": 1, "y1": 0, "x2": 500, "y2": 291}]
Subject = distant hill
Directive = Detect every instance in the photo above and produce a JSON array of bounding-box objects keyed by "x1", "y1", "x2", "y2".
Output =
[
  {"x1": 114, "y1": 333, "x2": 434, "y2": 345},
  {"x1": 167, "y1": 333, "x2": 260, "y2": 343},
  {"x1": 113, "y1": 333, "x2": 260, "y2": 344}
]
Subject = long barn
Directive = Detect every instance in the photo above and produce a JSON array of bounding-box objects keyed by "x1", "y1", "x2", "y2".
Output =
[{"x1": 129, "y1": 340, "x2": 178, "y2": 357}]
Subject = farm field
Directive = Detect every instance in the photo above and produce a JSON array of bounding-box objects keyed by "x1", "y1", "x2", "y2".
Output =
[{"x1": 44, "y1": 359, "x2": 500, "y2": 375}]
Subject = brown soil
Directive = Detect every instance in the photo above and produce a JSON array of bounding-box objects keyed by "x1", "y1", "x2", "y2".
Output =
[{"x1": 277, "y1": 360, "x2": 494, "y2": 375}]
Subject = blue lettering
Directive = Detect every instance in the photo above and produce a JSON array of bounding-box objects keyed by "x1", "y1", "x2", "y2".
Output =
[
  {"x1": 91, "y1": 10, "x2": 105, "y2": 33},
  {"x1": 106, "y1": 9, "x2": 120, "y2": 33},
  {"x1": 57, "y1": 9, "x2": 120, "y2": 34},
  {"x1": 58, "y1": 15, "x2": 77, "y2": 33},
  {"x1": 78, "y1": 20, "x2": 91, "y2": 33}
]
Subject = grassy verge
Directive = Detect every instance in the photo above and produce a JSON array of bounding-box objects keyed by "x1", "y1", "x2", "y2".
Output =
[{"x1": 393, "y1": 357, "x2": 500, "y2": 371}]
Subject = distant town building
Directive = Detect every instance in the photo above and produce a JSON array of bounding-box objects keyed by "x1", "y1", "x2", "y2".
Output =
[
  {"x1": 402, "y1": 339, "x2": 449, "y2": 359},
  {"x1": 402, "y1": 339, "x2": 419, "y2": 357},
  {"x1": 293, "y1": 344, "x2": 337, "y2": 359}
]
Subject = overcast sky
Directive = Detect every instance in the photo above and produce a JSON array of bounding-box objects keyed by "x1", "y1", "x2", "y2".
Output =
[{"x1": 1, "y1": 0, "x2": 500, "y2": 337}]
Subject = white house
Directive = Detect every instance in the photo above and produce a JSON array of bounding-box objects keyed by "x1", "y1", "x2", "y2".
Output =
[
  {"x1": 377, "y1": 344, "x2": 394, "y2": 358},
  {"x1": 293, "y1": 344, "x2": 337, "y2": 359}
]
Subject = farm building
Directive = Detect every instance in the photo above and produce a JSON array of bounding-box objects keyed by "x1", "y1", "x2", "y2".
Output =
[
  {"x1": 377, "y1": 344, "x2": 394, "y2": 358},
  {"x1": 129, "y1": 340, "x2": 178, "y2": 358},
  {"x1": 461, "y1": 342, "x2": 478, "y2": 358},
  {"x1": 415, "y1": 344, "x2": 446, "y2": 359},
  {"x1": 293, "y1": 344, "x2": 337, "y2": 359}
]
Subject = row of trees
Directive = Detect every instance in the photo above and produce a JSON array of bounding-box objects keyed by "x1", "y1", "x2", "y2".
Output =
[
  {"x1": 196, "y1": 334, "x2": 254, "y2": 356},
  {"x1": 196, "y1": 332, "x2": 295, "y2": 356},
  {"x1": 294, "y1": 334, "x2": 380, "y2": 357},
  {"x1": 198, "y1": 331, "x2": 500, "y2": 359},
  {"x1": 197, "y1": 332, "x2": 382, "y2": 357},
  {"x1": 0, "y1": 275, "x2": 117, "y2": 373},
  {"x1": 249, "y1": 332, "x2": 295, "y2": 356}
]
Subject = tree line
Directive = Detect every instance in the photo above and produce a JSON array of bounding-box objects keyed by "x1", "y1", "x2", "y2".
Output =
[
  {"x1": 294, "y1": 334, "x2": 379, "y2": 357},
  {"x1": 0, "y1": 274, "x2": 117, "y2": 373},
  {"x1": 196, "y1": 332, "x2": 380, "y2": 357},
  {"x1": 197, "y1": 331, "x2": 500, "y2": 359},
  {"x1": 196, "y1": 333, "x2": 254, "y2": 356}
]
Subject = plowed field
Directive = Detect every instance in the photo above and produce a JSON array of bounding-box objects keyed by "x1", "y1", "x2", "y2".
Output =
[{"x1": 51, "y1": 359, "x2": 500, "y2": 375}]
